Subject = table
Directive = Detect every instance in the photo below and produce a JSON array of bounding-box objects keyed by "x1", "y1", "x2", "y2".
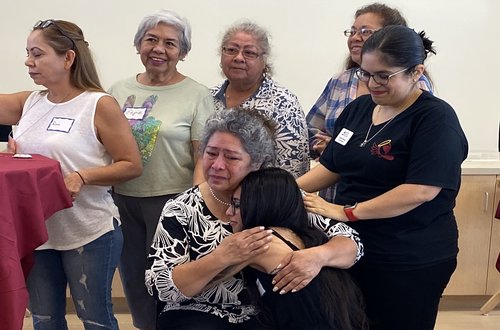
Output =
[{"x1": 0, "y1": 153, "x2": 72, "y2": 330}]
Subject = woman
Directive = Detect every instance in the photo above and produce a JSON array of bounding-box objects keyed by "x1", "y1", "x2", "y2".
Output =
[
  {"x1": 0, "y1": 19, "x2": 142, "y2": 328},
  {"x1": 145, "y1": 108, "x2": 361, "y2": 329},
  {"x1": 306, "y1": 3, "x2": 433, "y2": 202},
  {"x1": 299, "y1": 26, "x2": 468, "y2": 330},
  {"x1": 227, "y1": 167, "x2": 368, "y2": 330},
  {"x1": 108, "y1": 10, "x2": 214, "y2": 329},
  {"x1": 211, "y1": 21, "x2": 309, "y2": 178}
]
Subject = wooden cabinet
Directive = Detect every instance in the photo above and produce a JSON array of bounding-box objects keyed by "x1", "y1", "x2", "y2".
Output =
[
  {"x1": 486, "y1": 177, "x2": 500, "y2": 295},
  {"x1": 444, "y1": 175, "x2": 500, "y2": 295}
]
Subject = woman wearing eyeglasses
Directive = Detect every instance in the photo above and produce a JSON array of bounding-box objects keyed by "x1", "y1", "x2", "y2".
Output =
[
  {"x1": 306, "y1": 3, "x2": 433, "y2": 203},
  {"x1": 298, "y1": 25, "x2": 468, "y2": 330},
  {"x1": 211, "y1": 21, "x2": 310, "y2": 179},
  {"x1": 227, "y1": 167, "x2": 368, "y2": 330},
  {"x1": 0, "y1": 20, "x2": 142, "y2": 328},
  {"x1": 145, "y1": 108, "x2": 361, "y2": 329}
]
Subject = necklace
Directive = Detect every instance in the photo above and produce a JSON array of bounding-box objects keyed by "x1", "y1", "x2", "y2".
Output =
[
  {"x1": 359, "y1": 109, "x2": 396, "y2": 147},
  {"x1": 359, "y1": 90, "x2": 422, "y2": 148},
  {"x1": 208, "y1": 184, "x2": 231, "y2": 206}
]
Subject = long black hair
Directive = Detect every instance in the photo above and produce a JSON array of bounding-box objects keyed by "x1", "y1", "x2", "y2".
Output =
[{"x1": 240, "y1": 168, "x2": 368, "y2": 329}]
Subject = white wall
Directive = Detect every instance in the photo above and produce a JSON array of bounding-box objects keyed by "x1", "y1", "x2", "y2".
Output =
[{"x1": 1, "y1": 0, "x2": 498, "y2": 151}]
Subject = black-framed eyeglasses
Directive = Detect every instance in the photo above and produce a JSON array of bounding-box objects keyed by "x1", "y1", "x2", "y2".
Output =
[
  {"x1": 355, "y1": 67, "x2": 411, "y2": 85},
  {"x1": 343, "y1": 28, "x2": 377, "y2": 38},
  {"x1": 229, "y1": 197, "x2": 241, "y2": 216},
  {"x1": 222, "y1": 46, "x2": 262, "y2": 60},
  {"x1": 33, "y1": 19, "x2": 76, "y2": 50}
]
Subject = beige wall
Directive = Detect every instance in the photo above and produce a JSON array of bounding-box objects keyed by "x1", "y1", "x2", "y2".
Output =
[{"x1": 1, "y1": 0, "x2": 498, "y2": 151}]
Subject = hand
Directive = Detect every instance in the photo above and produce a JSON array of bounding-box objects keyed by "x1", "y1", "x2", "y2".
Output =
[
  {"x1": 6, "y1": 135, "x2": 16, "y2": 154},
  {"x1": 312, "y1": 133, "x2": 331, "y2": 155},
  {"x1": 303, "y1": 192, "x2": 345, "y2": 221},
  {"x1": 64, "y1": 172, "x2": 85, "y2": 201},
  {"x1": 272, "y1": 248, "x2": 323, "y2": 294},
  {"x1": 214, "y1": 227, "x2": 272, "y2": 267}
]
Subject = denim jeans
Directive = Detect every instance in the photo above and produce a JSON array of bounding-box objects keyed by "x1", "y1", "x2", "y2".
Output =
[{"x1": 27, "y1": 224, "x2": 123, "y2": 330}]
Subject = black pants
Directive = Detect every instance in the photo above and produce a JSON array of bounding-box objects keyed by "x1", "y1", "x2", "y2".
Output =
[
  {"x1": 349, "y1": 258, "x2": 457, "y2": 330},
  {"x1": 157, "y1": 310, "x2": 267, "y2": 330}
]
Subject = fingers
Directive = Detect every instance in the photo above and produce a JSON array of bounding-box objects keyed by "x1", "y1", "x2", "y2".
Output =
[
  {"x1": 271, "y1": 250, "x2": 322, "y2": 294},
  {"x1": 241, "y1": 227, "x2": 273, "y2": 253},
  {"x1": 272, "y1": 263, "x2": 312, "y2": 294},
  {"x1": 219, "y1": 227, "x2": 272, "y2": 264},
  {"x1": 7, "y1": 137, "x2": 16, "y2": 154},
  {"x1": 63, "y1": 172, "x2": 84, "y2": 201},
  {"x1": 314, "y1": 133, "x2": 331, "y2": 142}
]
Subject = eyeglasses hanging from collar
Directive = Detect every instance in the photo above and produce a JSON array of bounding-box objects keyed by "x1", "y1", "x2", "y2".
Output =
[{"x1": 33, "y1": 19, "x2": 76, "y2": 50}]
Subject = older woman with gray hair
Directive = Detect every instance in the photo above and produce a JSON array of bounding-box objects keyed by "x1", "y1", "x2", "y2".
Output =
[
  {"x1": 145, "y1": 108, "x2": 276, "y2": 328},
  {"x1": 211, "y1": 20, "x2": 310, "y2": 178},
  {"x1": 145, "y1": 108, "x2": 362, "y2": 328},
  {"x1": 108, "y1": 9, "x2": 214, "y2": 330}
]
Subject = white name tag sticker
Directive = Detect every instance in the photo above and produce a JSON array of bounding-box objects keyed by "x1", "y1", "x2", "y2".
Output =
[
  {"x1": 124, "y1": 107, "x2": 147, "y2": 120},
  {"x1": 334, "y1": 128, "x2": 354, "y2": 146},
  {"x1": 47, "y1": 117, "x2": 75, "y2": 133}
]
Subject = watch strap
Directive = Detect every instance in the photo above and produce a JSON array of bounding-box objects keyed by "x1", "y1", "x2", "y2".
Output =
[{"x1": 343, "y1": 203, "x2": 359, "y2": 222}]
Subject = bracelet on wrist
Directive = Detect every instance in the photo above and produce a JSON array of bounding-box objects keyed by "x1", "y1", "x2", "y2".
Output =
[
  {"x1": 75, "y1": 171, "x2": 86, "y2": 185},
  {"x1": 343, "y1": 203, "x2": 359, "y2": 222}
]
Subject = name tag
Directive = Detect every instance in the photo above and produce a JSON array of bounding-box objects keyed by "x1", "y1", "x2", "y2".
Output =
[
  {"x1": 124, "y1": 107, "x2": 147, "y2": 120},
  {"x1": 334, "y1": 128, "x2": 354, "y2": 146},
  {"x1": 47, "y1": 117, "x2": 74, "y2": 133}
]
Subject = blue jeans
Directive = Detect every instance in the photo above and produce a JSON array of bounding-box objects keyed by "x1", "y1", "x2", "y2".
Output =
[{"x1": 27, "y1": 224, "x2": 123, "y2": 330}]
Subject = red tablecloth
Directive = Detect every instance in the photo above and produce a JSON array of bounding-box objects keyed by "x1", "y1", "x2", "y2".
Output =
[{"x1": 0, "y1": 153, "x2": 72, "y2": 330}]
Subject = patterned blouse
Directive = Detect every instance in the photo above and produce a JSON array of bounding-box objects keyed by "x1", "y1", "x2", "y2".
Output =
[
  {"x1": 211, "y1": 76, "x2": 310, "y2": 178},
  {"x1": 145, "y1": 186, "x2": 363, "y2": 324}
]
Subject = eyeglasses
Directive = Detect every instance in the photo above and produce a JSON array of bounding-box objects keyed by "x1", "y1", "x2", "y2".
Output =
[
  {"x1": 33, "y1": 19, "x2": 76, "y2": 50},
  {"x1": 229, "y1": 197, "x2": 241, "y2": 216},
  {"x1": 355, "y1": 67, "x2": 411, "y2": 85},
  {"x1": 344, "y1": 28, "x2": 377, "y2": 38},
  {"x1": 222, "y1": 46, "x2": 262, "y2": 59}
]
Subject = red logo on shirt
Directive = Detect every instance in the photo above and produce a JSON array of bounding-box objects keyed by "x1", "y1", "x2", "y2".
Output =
[{"x1": 370, "y1": 140, "x2": 394, "y2": 160}]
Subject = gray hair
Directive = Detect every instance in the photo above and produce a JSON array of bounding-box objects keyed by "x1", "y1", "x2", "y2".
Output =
[
  {"x1": 133, "y1": 9, "x2": 192, "y2": 58},
  {"x1": 201, "y1": 108, "x2": 277, "y2": 168},
  {"x1": 219, "y1": 20, "x2": 273, "y2": 76}
]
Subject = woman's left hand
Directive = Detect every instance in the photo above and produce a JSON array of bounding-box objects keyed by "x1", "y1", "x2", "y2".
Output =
[
  {"x1": 303, "y1": 192, "x2": 345, "y2": 221},
  {"x1": 271, "y1": 248, "x2": 323, "y2": 294},
  {"x1": 64, "y1": 172, "x2": 85, "y2": 201}
]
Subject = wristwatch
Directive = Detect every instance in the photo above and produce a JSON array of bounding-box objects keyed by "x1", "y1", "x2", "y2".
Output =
[{"x1": 343, "y1": 203, "x2": 359, "y2": 222}]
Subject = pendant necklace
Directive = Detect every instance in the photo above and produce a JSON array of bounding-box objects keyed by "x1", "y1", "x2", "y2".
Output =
[
  {"x1": 359, "y1": 108, "x2": 396, "y2": 147},
  {"x1": 360, "y1": 90, "x2": 422, "y2": 148},
  {"x1": 208, "y1": 184, "x2": 231, "y2": 206}
]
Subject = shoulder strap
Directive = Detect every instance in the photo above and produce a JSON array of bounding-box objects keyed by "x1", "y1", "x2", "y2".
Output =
[{"x1": 269, "y1": 228, "x2": 300, "y2": 251}]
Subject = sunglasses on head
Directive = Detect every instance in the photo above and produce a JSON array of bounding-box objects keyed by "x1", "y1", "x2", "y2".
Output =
[{"x1": 33, "y1": 19, "x2": 76, "y2": 50}]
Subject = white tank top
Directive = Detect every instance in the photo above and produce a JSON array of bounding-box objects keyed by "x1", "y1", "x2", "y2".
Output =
[{"x1": 15, "y1": 91, "x2": 119, "y2": 250}]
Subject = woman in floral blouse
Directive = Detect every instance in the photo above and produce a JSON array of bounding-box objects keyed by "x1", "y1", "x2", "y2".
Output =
[
  {"x1": 211, "y1": 20, "x2": 310, "y2": 178},
  {"x1": 145, "y1": 108, "x2": 362, "y2": 329}
]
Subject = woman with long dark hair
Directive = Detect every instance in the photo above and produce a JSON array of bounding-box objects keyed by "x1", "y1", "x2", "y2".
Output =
[{"x1": 228, "y1": 167, "x2": 367, "y2": 329}]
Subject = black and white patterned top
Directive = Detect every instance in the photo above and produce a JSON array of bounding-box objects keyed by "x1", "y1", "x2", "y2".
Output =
[
  {"x1": 211, "y1": 76, "x2": 310, "y2": 178},
  {"x1": 145, "y1": 186, "x2": 363, "y2": 324}
]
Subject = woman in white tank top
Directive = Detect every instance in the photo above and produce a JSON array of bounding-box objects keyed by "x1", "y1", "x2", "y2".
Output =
[{"x1": 0, "y1": 19, "x2": 142, "y2": 329}]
